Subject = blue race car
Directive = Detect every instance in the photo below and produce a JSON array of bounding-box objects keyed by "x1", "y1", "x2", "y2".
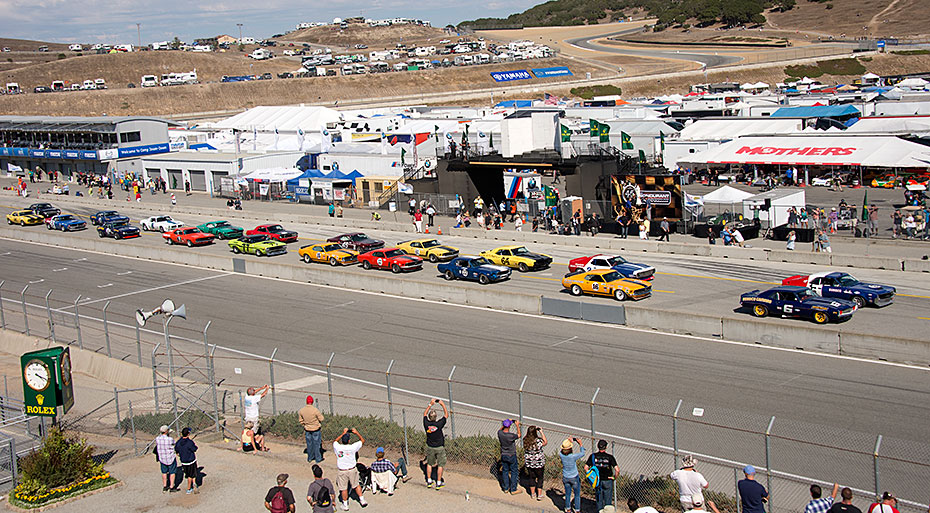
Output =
[
  {"x1": 782, "y1": 272, "x2": 895, "y2": 308},
  {"x1": 740, "y1": 285, "x2": 857, "y2": 324},
  {"x1": 97, "y1": 219, "x2": 141, "y2": 239},
  {"x1": 90, "y1": 210, "x2": 129, "y2": 226},
  {"x1": 45, "y1": 214, "x2": 86, "y2": 232},
  {"x1": 437, "y1": 256, "x2": 512, "y2": 284},
  {"x1": 569, "y1": 254, "x2": 655, "y2": 280}
]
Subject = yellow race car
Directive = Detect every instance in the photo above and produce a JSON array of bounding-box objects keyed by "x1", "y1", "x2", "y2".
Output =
[
  {"x1": 479, "y1": 245, "x2": 552, "y2": 272},
  {"x1": 396, "y1": 238, "x2": 459, "y2": 263},
  {"x1": 298, "y1": 241, "x2": 358, "y2": 266},
  {"x1": 561, "y1": 269, "x2": 652, "y2": 301},
  {"x1": 6, "y1": 210, "x2": 45, "y2": 226}
]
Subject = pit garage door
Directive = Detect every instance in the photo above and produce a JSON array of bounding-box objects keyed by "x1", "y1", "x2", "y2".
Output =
[
  {"x1": 189, "y1": 170, "x2": 206, "y2": 191},
  {"x1": 167, "y1": 169, "x2": 183, "y2": 190}
]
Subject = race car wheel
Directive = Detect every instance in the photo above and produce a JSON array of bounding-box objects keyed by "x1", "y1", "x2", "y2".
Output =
[
  {"x1": 391, "y1": 263, "x2": 401, "y2": 273},
  {"x1": 116, "y1": 233, "x2": 122, "y2": 240},
  {"x1": 361, "y1": 260, "x2": 371, "y2": 270},
  {"x1": 329, "y1": 257, "x2": 338, "y2": 266},
  {"x1": 570, "y1": 284, "x2": 583, "y2": 296},
  {"x1": 46, "y1": 223, "x2": 52, "y2": 230},
  {"x1": 429, "y1": 254, "x2": 438, "y2": 263},
  {"x1": 752, "y1": 305, "x2": 768, "y2": 317},
  {"x1": 165, "y1": 237, "x2": 171, "y2": 244},
  {"x1": 186, "y1": 240, "x2": 194, "y2": 248},
  {"x1": 614, "y1": 289, "x2": 627, "y2": 301},
  {"x1": 232, "y1": 246, "x2": 240, "y2": 253},
  {"x1": 813, "y1": 312, "x2": 829, "y2": 324},
  {"x1": 303, "y1": 254, "x2": 312, "y2": 264},
  {"x1": 478, "y1": 274, "x2": 490, "y2": 285},
  {"x1": 518, "y1": 262, "x2": 529, "y2": 272},
  {"x1": 852, "y1": 296, "x2": 866, "y2": 308},
  {"x1": 257, "y1": 250, "x2": 265, "y2": 257},
  {"x1": 444, "y1": 270, "x2": 455, "y2": 281},
  {"x1": 97, "y1": 230, "x2": 104, "y2": 238},
  {"x1": 20, "y1": 221, "x2": 25, "y2": 227},
  {"x1": 6, "y1": 219, "x2": 10, "y2": 225}
]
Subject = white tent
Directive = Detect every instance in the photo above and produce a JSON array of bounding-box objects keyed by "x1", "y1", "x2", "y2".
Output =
[
  {"x1": 701, "y1": 185, "x2": 755, "y2": 204},
  {"x1": 896, "y1": 78, "x2": 928, "y2": 90},
  {"x1": 212, "y1": 106, "x2": 343, "y2": 132},
  {"x1": 743, "y1": 189, "x2": 806, "y2": 227},
  {"x1": 242, "y1": 167, "x2": 302, "y2": 182}
]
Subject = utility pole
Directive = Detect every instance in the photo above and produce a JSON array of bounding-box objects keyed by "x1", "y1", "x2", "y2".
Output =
[
  {"x1": 237, "y1": 23, "x2": 244, "y2": 43},
  {"x1": 137, "y1": 23, "x2": 142, "y2": 48}
]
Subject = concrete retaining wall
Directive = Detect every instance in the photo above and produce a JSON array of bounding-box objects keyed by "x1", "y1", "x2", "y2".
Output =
[
  {"x1": 624, "y1": 306, "x2": 724, "y2": 337},
  {"x1": 839, "y1": 332, "x2": 930, "y2": 364},
  {"x1": 721, "y1": 317, "x2": 840, "y2": 353}
]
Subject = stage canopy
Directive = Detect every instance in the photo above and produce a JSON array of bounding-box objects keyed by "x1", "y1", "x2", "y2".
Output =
[{"x1": 701, "y1": 185, "x2": 755, "y2": 204}]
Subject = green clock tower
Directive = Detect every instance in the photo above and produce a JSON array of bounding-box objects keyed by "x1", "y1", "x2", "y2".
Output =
[{"x1": 20, "y1": 347, "x2": 74, "y2": 417}]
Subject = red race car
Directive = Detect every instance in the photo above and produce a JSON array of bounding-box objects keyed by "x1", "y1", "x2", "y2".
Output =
[
  {"x1": 358, "y1": 247, "x2": 422, "y2": 273},
  {"x1": 163, "y1": 227, "x2": 215, "y2": 247},
  {"x1": 245, "y1": 224, "x2": 298, "y2": 243}
]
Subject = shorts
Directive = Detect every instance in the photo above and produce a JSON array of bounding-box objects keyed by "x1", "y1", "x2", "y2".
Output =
[
  {"x1": 425, "y1": 446, "x2": 447, "y2": 467},
  {"x1": 526, "y1": 466, "x2": 544, "y2": 488},
  {"x1": 242, "y1": 443, "x2": 255, "y2": 452},
  {"x1": 181, "y1": 461, "x2": 197, "y2": 479},
  {"x1": 336, "y1": 468, "x2": 360, "y2": 489},
  {"x1": 159, "y1": 460, "x2": 177, "y2": 475}
]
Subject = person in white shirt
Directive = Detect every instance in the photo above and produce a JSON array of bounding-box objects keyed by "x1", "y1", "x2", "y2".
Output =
[
  {"x1": 629, "y1": 497, "x2": 661, "y2": 513},
  {"x1": 332, "y1": 428, "x2": 367, "y2": 510},
  {"x1": 244, "y1": 385, "x2": 270, "y2": 451},
  {"x1": 514, "y1": 215, "x2": 524, "y2": 231},
  {"x1": 670, "y1": 455, "x2": 709, "y2": 510}
]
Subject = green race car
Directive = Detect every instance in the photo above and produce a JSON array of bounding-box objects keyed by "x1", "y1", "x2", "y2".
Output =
[
  {"x1": 197, "y1": 220, "x2": 244, "y2": 239},
  {"x1": 228, "y1": 234, "x2": 287, "y2": 256}
]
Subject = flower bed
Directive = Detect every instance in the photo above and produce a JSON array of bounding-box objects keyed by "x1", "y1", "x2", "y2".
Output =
[{"x1": 10, "y1": 471, "x2": 118, "y2": 509}]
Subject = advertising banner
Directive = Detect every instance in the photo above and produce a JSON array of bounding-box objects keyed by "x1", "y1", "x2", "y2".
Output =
[
  {"x1": 491, "y1": 70, "x2": 532, "y2": 82},
  {"x1": 117, "y1": 142, "x2": 170, "y2": 158},
  {"x1": 532, "y1": 66, "x2": 572, "y2": 78}
]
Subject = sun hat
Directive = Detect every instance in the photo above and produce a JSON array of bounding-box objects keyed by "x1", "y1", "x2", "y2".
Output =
[{"x1": 561, "y1": 439, "x2": 573, "y2": 450}]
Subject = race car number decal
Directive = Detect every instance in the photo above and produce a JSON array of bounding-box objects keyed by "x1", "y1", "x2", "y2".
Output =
[
  {"x1": 317, "y1": 252, "x2": 323, "y2": 259},
  {"x1": 415, "y1": 249, "x2": 421, "y2": 255},
  {"x1": 592, "y1": 283, "x2": 599, "y2": 291},
  {"x1": 500, "y1": 257, "x2": 510, "y2": 265},
  {"x1": 377, "y1": 258, "x2": 383, "y2": 266},
  {"x1": 783, "y1": 304, "x2": 794, "y2": 313},
  {"x1": 460, "y1": 269, "x2": 468, "y2": 277}
]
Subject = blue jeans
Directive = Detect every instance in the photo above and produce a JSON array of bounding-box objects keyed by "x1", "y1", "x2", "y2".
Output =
[
  {"x1": 563, "y1": 475, "x2": 581, "y2": 511},
  {"x1": 596, "y1": 478, "x2": 614, "y2": 511},
  {"x1": 500, "y1": 454, "x2": 519, "y2": 492},
  {"x1": 304, "y1": 429, "x2": 322, "y2": 463},
  {"x1": 396, "y1": 457, "x2": 408, "y2": 477}
]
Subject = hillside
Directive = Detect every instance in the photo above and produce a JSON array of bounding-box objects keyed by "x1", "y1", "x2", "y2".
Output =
[
  {"x1": 766, "y1": 0, "x2": 929, "y2": 39},
  {"x1": 0, "y1": 37, "x2": 68, "y2": 52},
  {"x1": 286, "y1": 24, "x2": 447, "y2": 47}
]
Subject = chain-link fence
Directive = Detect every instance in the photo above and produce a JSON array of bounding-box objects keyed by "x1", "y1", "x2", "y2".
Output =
[{"x1": 2, "y1": 281, "x2": 928, "y2": 513}]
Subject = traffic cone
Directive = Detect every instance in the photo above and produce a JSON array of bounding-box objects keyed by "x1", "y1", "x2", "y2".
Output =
[
  {"x1": 425, "y1": 226, "x2": 429, "y2": 234},
  {"x1": 437, "y1": 226, "x2": 442, "y2": 235}
]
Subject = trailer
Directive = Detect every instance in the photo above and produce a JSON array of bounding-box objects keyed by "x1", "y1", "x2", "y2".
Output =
[{"x1": 140, "y1": 75, "x2": 159, "y2": 87}]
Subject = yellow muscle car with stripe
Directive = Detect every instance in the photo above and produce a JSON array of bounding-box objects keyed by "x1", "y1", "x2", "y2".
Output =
[
  {"x1": 6, "y1": 210, "x2": 45, "y2": 226},
  {"x1": 396, "y1": 238, "x2": 459, "y2": 263},
  {"x1": 479, "y1": 245, "x2": 552, "y2": 272},
  {"x1": 298, "y1": 242, "x2": 358, "y2": 266},
  {"x1": 561, "y1": 269, "x2": 652, "y2": 301}
]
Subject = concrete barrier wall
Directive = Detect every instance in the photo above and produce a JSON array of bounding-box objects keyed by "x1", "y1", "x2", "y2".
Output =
[
  {"x1": 721, "y1": 317, "x2": 840, "y2": 353},
  {"x1": 902, "y1": 259, "x2": 930, "y2": 273},
  {"x1": 624, "y1": 306, "x2": 724, "y2": 337},
  {"x1": 839, "y1": 332, "x2": 930, "y2": 364},
  {"x1": 766, "y1": 249, "x2": 833, "y2": 266},
  {"x1": 831, "y1": 253, "x2": 902, "y2": 271}
]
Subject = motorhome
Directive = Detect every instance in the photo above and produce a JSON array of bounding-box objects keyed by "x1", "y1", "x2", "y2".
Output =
[
  {"x1": 249, "y1": 48, "x2": 273, "y2": 60},
  {"x1": 51, "y1": 80, "x2": 66, "y2": 91},
  {"x1": 5, "y1": 83, "x2": 21, "y2": 94},
  {"x1": 94, "y1": 78, "x2": 107, "y2": 89},
  {"x1": 239, "y1": 37, "x2": 256, "y2": 45},
  {"x1": 160, "y1": 71, "x2": 198, "y2": 85},
  {"x1": 353, "y1": 64, "x2": 367, "y2": 74},
  {"x1": 341, "y1": 65, "x2": 353, "y2": 76},
  {"x1": 69, "y1": 44, "x2": 83, "y2": 52},
  {"x1": 113, "y1": 44, "x2": 133, "y2": 52},
  {"x1": 140, "y1": 75, "x2": 159, "y2": 87},
  {"x1": 370, "y1": 62, "x2": 390, "y2": 73},
  {"x1": 151, "y1": 41, "x2": 170, "y2": 50},
  {"x1": 81, "y1": 80, "x2": 96, "y2": 90},
  {"x1": 191, "y1": 45, "x2": 212, "y2": 52}
]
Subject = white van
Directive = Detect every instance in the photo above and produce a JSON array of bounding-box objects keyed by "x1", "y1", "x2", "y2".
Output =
[
  {"x1": 353, "y1": 64, "x2": 367, "y2": 74},
  {"x1": 94, "y1": 78, "x2": 107, "y2": 89},
  {"x1": 5, "y1": 83, "x2": 21, "y2": 94},
  {"x1": 341, "y1": 65, "x2": 353, "y2": 76},
  {"x1": 249, "y1": 48, "x2": 273, "y2": 60},
  {"x1": 81, "y1": 80, "x2": 96, "y2": 90},
  {"x1": 69, "y1": 44, "x2": 83, "y2": 52},
  {"x1": 140, "y1": 75, "x2": 159, "y2": 87},
  {"x1": 51, "y1": 80, "x2": 65, "y2": 91}
]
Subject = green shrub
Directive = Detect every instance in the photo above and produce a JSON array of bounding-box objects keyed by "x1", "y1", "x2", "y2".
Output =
[
  {"x1": 785, "y1": 58, "x2": 865, "y2": 78},
  {"x1": 56, "y1": 53, "x2": 66, "y2": 60},
  {"x1": 120, "y1": 410, "x2": 214, "y2": 436},
  {"x1": 892, "y1": 49, "x2": 930, "y2": 55}
]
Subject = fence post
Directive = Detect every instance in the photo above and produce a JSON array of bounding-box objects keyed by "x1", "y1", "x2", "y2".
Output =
[
  {"x1": 204, "y1": 321, "x2": 219, "y2": 432},
  {"x1": 447, "y1": 366, "x2": 456, "y2": 440},
  {"x1": 765, "y1": 416, "x2": 775, "y2": 513},
  {"x1": 239, "y1": 390, "x2": 245, "y2": 427},
  {"x1": 673, "y1": 399, "x2": 683, "y2": 469},
  {"x1": 151, "y1": 342, "x2": 160, "y2": 413},
  {"x1": 20, "y1": 285, "x2": 29, "y2": 336},
  {"x1": 386, "y1": 359, "x2": 395, "y2": 423},
  {"x1": 164, "y1": 317, "x2": 178, "y2": 423},
  {"x1": 518, "y1": 375, "x2": 527, "y2": 427},
  {"x1": 128, "y1": 400, "x2": 137, "y2": 455},
  {"x1": 734, "y1": 467, "x2": 742, "y2": 513},
  {"x1": 135, "y1": 323, "x2": 142, "y2": 367},
  {"x1": 269, "y1": 348, "x2": 278, "y2": 416},
  {"x1": 102, "y1": 301, "x2": 111, "y2": 357},
  {"x1": 326, "y1": 352, "x2": 335, "y2": 415},
  {"x1": 113, "y1": 387, "x2": 121, "y2": 437},
  {"x1": 10, "y1": 438, "x2": 16, "y2": 484},
  {"x1": 589, "y1": 387, "x2": 600, "y2": 451},
  {"x1": 73, "y1": 295, "x2": 83, "y2": 349},
  {"x1": 402, "y1": 408, "x2": 408, "y2": 461},
  {"x1": 872, "y1": 435, "x2": 883, "y2": 500},
  {"x1": 0, "y1": 280, "x2": 6, "y2": 329},
  {"x1": 45, "y1": 290, "x2": 55, "y2": 343}
]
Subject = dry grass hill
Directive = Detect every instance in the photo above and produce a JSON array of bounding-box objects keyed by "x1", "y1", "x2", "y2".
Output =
[
  {"x1": 286, "y1": 24, "x2": 448, "y2": 48},
  {"x1": 766, "y1": 0, "x2": 929, "y2": 39},
  {"x1": 0, "y1": 37, "x2": 67, "y2": 52}
]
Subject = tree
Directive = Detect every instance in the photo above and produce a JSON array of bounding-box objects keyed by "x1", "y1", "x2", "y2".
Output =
[
  {"x1": 774, "y1": 0, "x2": 796, "y2": 11},
  {"x1": 170, "y1": 36, "x2": 181, "y2": 50}
]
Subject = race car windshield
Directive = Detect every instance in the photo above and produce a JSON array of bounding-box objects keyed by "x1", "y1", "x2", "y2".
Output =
[
  {"x1": 421, "y1": 240, "x2": 440, "y2": 248},
  {"x1": 323, "y1": 244, "x2": 341, "y2": 252},
  {"x1": 215, "y1": 221, "x2": 229, "y2": 227},
  {"x1": 512, "y1": 247, "x2": 530, "y2": 255},
  {"x1": 606, "y1": 256, "x2": 628, "y2": 266},
  {"x1": 384, "y1": 249, "x2": 404, "y2": 258},
  {"x1": 472, "y1": 258, "x2": 490, "y2": 266},
  {"x1": 350, "y1": 234, "x2": 369, "y2": 241},
  {"x1": 798, "y1": 289, "x2": 816, "y2": 300},
  {"x1": 58, "y1": 216, "x2": 74, "y2": 221},
  {"x1": 266, "y1": 225, "x2": 283, "y2": 232},
  {"x1": 111, "y1": 220, "x2": 128, "y2": 227},
  {"x1": 601, "y1": 271, "x2": 623, "y2": 282},
  {"x1": 836, "y1": 275, "x2": 860, "y2": 286}
]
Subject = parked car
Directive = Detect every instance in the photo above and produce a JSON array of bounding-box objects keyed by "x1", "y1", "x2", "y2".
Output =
[{"x1": 34, "y1": 86, "x2": 52, "y2": 93}]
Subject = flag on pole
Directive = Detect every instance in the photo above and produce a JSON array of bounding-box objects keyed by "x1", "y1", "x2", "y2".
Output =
[
  {"x1": 401, "y1": 148, "x2": 406, "y2": 166},
  {"x1": 861, "y1": 190, "x2": 869, "y2": 222},
  {"x1": 589, "y1": 119, "x2": 600, "y2": 137},
  {"x1": 543, "y1": 185, "x2": 559, "y2": 207},
  {"x1": 621, "y1": 131, "x2": 633, "y2": 150},
  {"x1": 296, "y1": 128, "x2": 305, "y2": 151},
  {"x1": 660, "y1": 131, "x2": 666, "y2": 150},
  {"x1": 638, "y1": 149, "x2": 647, "y2": 163},
  {"x1": 560, "y1": 124, "x2": 571, "y2": 142},
  {"x1": 598, "y1": 122, "x2": 610, "y2": 143},
  {"x1": 273, "y1": 127, "x2": 279, "y2": 149},
  {"x1": 380, "y1": 132, "x2": 387, "y2": 155},
  {"x1": 544, "y1": 92, "x2": 558, "y2": 105}
]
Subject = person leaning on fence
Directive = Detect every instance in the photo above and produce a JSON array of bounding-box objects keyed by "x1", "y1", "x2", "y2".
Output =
[
  {"x1": 265, "y1": 473, "x2": 296, "y2": 513},
  {"x1": 737, "y1": 465, "x2": 768, "y2": 513},
  {"x1": 175, "y1": 427, "x2": 199, "y2": 494},
  {"x1": 299, "y1": 395, "x2": 325, "y2": 464},
  {"x1": 498, "y1": 419, "x2": 522, "y2": 495},
  {"x1": 805, "y1": 483, "x2": 840, "y2": 513},
  {"x1": 585, "y1": 439, "x2": 620, "y2": 512},
  {"x1": 370, "y1": 446, "x2": 409, "y2": 495},
  {"x1": 869, "y1": 492, "x2": 901, "y2": 513},
  {"x1": 307, "y1": 464, "x2": 337, "y2": 513},
  {"x1": 155, "y1": 425, "x2": 180, "y2": 492},
  {"x1": 332, "y1": 427, "x2": 368, "y2": 510},
  {"x1": 245, "y1": 385, "x2": 270, "y2": 451},
  {"x1": 670, "y1": 455, "x2": 708, "y2": 510},
  {"x1": 827, "y1": 487, "x2": 863, "y2": 513},
  {"x1": 523, "y1": 425, "x2": 548, "y2": 501},
  {"x1": 559, "y1": 437, "x2": 586, "y2": 513},
  {"x1": 423, "y1": 398, "x2": 448, "y2": 489}
]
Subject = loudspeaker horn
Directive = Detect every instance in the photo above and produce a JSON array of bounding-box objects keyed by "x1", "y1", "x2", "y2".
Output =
[
  {"x1": 171, "y1": 304, "x2": 187, "y2": 320},
  {"x1": 135, "y1": 309, "x2": 157, "y2": 327}
]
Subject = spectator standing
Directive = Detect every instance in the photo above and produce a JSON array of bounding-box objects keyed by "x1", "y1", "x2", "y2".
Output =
[
  {"x1": 805, "y1": 483, "x2": 840, "y2": 513},
  {"x1": 307, "y1": 465, "x2": 336, "y2": 513},
  {"x1": 788, "y1": 207, "x2": 799, "y2": 227},
  {"x1": 867, "y1": 205, "x2": 878, "y2": 237},
  {"x1": 584, "y1": 439, "x2": 620, "y2": 512},
  {"x1": 827, "y1": 488, "x2": 863, "y2": 513},
  {"x1": 498, "y1": 419, "x2": 521, "y2": 494},
  {"x1": 869, "y1": 492, "x2": 901, "y2": 513},
  {"x1": 370, "y1": 447, "x2": 408, "y2": 495},
  {"x1": 170, "y1": 193, "x2": 177, "y2": 208},
  {"x1": 265, "y1": 473, "x2": 296, "y2": 513},
  {"x1": 328, "y1": 203, "x2": 335, "y2": 217},
  {"x1": 891, "y1": 210, "x2": 902, "y2": 238},
  {"x1": 737, "y1": 466, "x2": 768, "y2": 513},
  {"x1": 185, "y1": 180, "x2": 192, "y2": 196},
  {"x1": 559, "y1": 438, "x2": 586, "y2": 513},
  {"x1": 426, "y1": 204, "x2": 436, "y2": 226},
  {"x1": 174, "y1": 427, "x2": 199, "y2": 494},
  {"x1": 659, "y1": 217, "x2": 671, "y2": 242},
  {"x1": 670, "y1": 455, "x2": 709, "y2": 510},
  {"x1": 629, "y1": 498, "x2": 661, "y2": 513},
  {"x1": 423, "y1": 399, "x2": 448, "y2": 489},
  {"x1": 336, "y1": 204, "x2": 343, "y2": 218},
  {"x1": 829, "y1": 208, "x2": 839, "y2": 233},
  {"x1": 787, "y1": 230, "x2": 796, "y2": 251},
  {"x1": 155, "y1": 425, "x2": 179, "y2": 492},
  {"x1": 332, "y1": 428, "x2": 368, "y2": 510},
  {"x1": 245, "y1": 385, "x2": 270, "y2": 451},
  {"x1": 413, "y1": 210, "x2": 423, "y2": 233},
  {"x1": 515, "y1": 214, "x2": 524, "y2": 231},
  {"x1": 299, "y1": 395, "x2": 325, "y2": 464},
  {"x1": 523, "y1": 426, "x2": 548, "y2": 501},
  {"x1": 903, "y1": 214, "x2": 917, "y2": 239}
]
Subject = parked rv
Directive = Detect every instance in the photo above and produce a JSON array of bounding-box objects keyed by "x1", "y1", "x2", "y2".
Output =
[
  {"x1": 69, "y1": 44, "x2": 83, "y2": 52},
  {"x1": 140, "y1": 75, "x2": 159, "y2": 87}
]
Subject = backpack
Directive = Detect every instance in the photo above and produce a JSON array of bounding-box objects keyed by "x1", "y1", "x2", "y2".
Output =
[
  {"x1": 315, "y1": 485, "x2": 332, "y2": 508},
  {"x1": 585, "y1": 456, "x2": 600, "y2": 488},
  {"x1": 270, "y1": 489, "x2": 287, "y2": 513}
]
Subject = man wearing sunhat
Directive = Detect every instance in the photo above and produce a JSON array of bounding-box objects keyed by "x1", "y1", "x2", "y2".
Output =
[{"x1": 670, "y1": 455, "x2": 708, "y2": 510}]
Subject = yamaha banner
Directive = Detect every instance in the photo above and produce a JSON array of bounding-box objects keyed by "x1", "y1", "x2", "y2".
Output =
[
  {"x1": 491, "y1": 70, "x2": 532, "y2": 82},
  {"x1": 532, "y1": 66, "x2": 572, "y2": 78}
]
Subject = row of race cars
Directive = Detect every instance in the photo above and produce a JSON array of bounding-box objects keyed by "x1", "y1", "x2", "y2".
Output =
[{"x1": 6, "y1": 204, "x2": 896, "y2": 323}]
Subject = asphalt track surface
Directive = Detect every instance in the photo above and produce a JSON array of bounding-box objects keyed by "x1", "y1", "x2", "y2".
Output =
[{"x1": 564, "y1": 26, "x2": 743, "y2": 68}]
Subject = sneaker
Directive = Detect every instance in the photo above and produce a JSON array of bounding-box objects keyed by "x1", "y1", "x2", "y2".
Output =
[
  {"x1": 193, "y1": 487, "x2": 200, "y2": 494},
  {"x1": 426, "y1": 480, "x2": 434, "y2": 489},
  {"x1": 186, "y1": 488, "x2": 193, "y2": 494},
  {"x1": 169, "y1": 487, "x2": 180, "y2": 493},
  {"x1": 510, "y1": 490, "x2": 521, "y2": 495},
  {"x1": 436, "y1": 481, "x2": 445, "y2": 489},
  {"x1": 163, "y1": 486, "x2": 169, "y2": 492},
  {"x1": 341, "y1": 501, "x2": 349, "y2": 511},
  {"x1": 359, "y1": 497, "x2": 368, "y2": 508},
  {"x1": 388, "y1": 493, "x2": 393, "y2": 496},
  {"x1": 401, "y1": 475, "x2": 410, "y2": 483}
]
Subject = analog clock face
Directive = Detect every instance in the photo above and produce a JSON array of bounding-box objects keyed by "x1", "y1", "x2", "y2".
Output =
[
  {"x1": 24, "y1": 360, "x2": 51, "y2": 391},
  {"x1": 60, "y1": 353, "x2": 72, "y2": 386}
]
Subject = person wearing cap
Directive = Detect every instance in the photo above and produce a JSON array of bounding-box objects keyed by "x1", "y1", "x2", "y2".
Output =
[
  {"x1": 369, "y1": 447, "x2": 408, "y2": 495},
  {"x1": 585, "y1": 439, "x2": 620, "y2": 512},
  {"x1": 264, "y1": 473, "x2": 296, "y2": 513},
  {"x1": 806, "y1": 483, "x2": 840, "y2": 513},
  {"x1": 559, "y1": 437, "x2": 586, "y2": 513},
  {"x1": 332, "y1": 427, "x2": 367, "y2": 510},
  {"x1": 670, "y1": 455, "x2": 708, "y2": 510},
  {"x1": 497, "y1": 418, "x2": 521, "y2": 495},
  {"x1": 155, "y1": 425, "x2": 179, "y2": 493},
  {"x1": 689, "y1": 496, "x2": 723, "y2": 513},
  {"x1": 299, "y1": 395, "x2": 325, "y2": 464},
  {"x1": 629, "y1": 497, "x2": 661, "y2": 513},
  {"x1": 827, "y1": 487, "x2": 863, "y2": 513},
  {"x1": 738, "y1": 465, "x2": 768, "y2": 513},
  {"x1": 869, "y1": 492, "x2": 901, "y2": 513},
  {"x1": 423, "y1": 398, "x2": 448, "y2": 489}
]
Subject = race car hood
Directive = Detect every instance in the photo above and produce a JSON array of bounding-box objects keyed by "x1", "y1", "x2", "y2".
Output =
[
  {"x1": 61, "y1": 219, "x2": 85, "y2": 226},
  {"x1": 394, "y1": 255, "x2": 421, "y2": 263},
  {"x1": 845, "y1": 282, "x2": 896, "y2": 295},
  {"x1": 104, "y1": 215, "x2": 130, "y2": 224},
  {"x1": 521, "y1": 253, "x2": 550, "y2": 262},
  {"x1": 255, "y1": 240, "x2": 286, "y2": 248},
  {"x1": 216, "y1": 226, "x2": 243, "y2": 234},
  {"x1": 110, "y1": 225, "x2": 138, "y2": 233},
  {"x1": 435, "y1": 246, "x2": 457, "y2": 253},
  {"x1": 612, "y1": 262, "x2": 654, "y2": 274},
  {"x1": 803, "y1": 297, "x2": 857, "y2": 310},
  {"x1": 333, "y1": 249, "x2": 355, "y2": 257},
  {"x1": 356, "y1": 238, "x2": 384, "y2": 247},
  {"x1": 276, "y1": 230, "x2": 297, "y2": 238},
  {"x1": 478, "y1": 264, "x2": 510, "y2": 273}
]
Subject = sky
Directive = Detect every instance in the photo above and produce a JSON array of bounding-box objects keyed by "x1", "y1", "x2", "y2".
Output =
[{"x1": 0, "y1": 0, "x2": 538, "y2": 45}]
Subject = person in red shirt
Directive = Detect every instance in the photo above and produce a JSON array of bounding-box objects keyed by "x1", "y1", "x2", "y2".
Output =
[
  {"x1": 869, "y1": 492, "x2": 901, "y2": 513},
  {"x1": 413, "y1": 210, "x2": 423, "y2": 233}
]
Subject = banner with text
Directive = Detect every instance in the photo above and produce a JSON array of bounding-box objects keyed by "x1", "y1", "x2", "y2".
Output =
[
  {"x1": 532, "y1": 66, "x2": 572, "y2": 78},
  {"x1": 491, "y1": 70, "x2": 532, "y2": 82}
]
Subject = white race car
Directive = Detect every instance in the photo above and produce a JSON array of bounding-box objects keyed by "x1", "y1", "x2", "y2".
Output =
[
  {"x1": 141, "y1": 215, "x2": 184, "y2": 232},
  {"x1": 810, "y1": 177, "x2": 831, "y2": 187}
]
